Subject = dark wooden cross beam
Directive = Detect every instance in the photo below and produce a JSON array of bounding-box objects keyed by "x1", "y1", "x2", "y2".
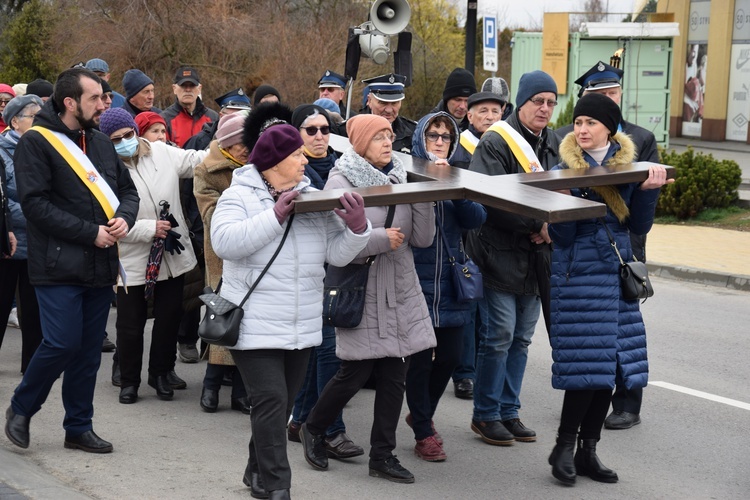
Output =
[{"x1": 293, "y1": 134, "x2": 675, "y2": 223}]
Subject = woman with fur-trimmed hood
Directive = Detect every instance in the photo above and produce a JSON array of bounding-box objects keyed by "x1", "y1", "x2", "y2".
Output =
[{"x1": 546, "y1": 93, "x2": 673, "y2": 487}]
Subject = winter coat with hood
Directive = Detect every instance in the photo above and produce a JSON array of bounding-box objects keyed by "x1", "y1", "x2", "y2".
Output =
[
  {"x1": 13, "y1": 98, "x2": 140, "y2": 287},
  {"x1": 117, "y1": 138, "x2": 206, "y2": 286},
  {"x1": 410, "y1": 112, "x2": 486, "y2": 327},
  {"x1": 465, "y1": 109, "x2": 558, "y2": 296},
  {"x1": 325, "y1": 147, "x2": 436, "y2": 361},
  {"x1": 211, "y1": 165, "x2": 371, "y2": 351},
  {"x1": 0, "y1": 130, "x2": 28, "y2": 259},
  {"x1": 548, "y1": 131, "x2": 658, "y2": 391}
]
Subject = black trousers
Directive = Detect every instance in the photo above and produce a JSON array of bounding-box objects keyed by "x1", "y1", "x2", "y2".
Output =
[
  {"x1": 405, "y1": 326, "x2": 463, "y2": 440},
  {"x1": 0, "y1": 259, "x2": 42, "y2": 373},
  {"x1": 115, "y1": 276, "x2": 184, "y2": 388},
  {"x1": 231, "y1": 348, "x2": 311, "y2": 492},
  {"x1": 307, "y1": 356, "x2": 410, "y2": 460},
  {"x1": 558, "y1": 388, "x2": 612, "y2": 440}
]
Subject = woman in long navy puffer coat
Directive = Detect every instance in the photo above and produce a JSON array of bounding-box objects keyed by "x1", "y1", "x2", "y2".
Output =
[{"x1": 546, "y1": 94, "x2": 672, "y2": 486}]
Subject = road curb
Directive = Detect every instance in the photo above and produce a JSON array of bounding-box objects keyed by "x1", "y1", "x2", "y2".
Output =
[
  {"x1": 648, "y1": 262, "x2": 750, "y2": 292},
  {"x1": 0, "y1": 447, "x2": 93, "y2": 500}
]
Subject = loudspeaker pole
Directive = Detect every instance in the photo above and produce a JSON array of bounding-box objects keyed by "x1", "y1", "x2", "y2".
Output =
[{"x1": 465, "y1": 1, "x2": 477, "y2": 73}]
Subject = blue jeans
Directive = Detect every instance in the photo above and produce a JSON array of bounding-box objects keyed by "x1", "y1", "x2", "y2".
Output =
[
  {"x1": 473, "y1": 288, "x2": 540, "y2": 422},
  {"x1": 452, "y1": 300, "x2": 488, "y2": 382},
  {"x1": 290, "y1": 325, "x2": 345, "y2": 437},
  {"x1": 12, "y1": 285, "x2": 113, "y2": 436}
]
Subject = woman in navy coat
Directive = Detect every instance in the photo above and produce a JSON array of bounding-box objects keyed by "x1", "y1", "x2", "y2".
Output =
[{"x1": 547, "y1": 94, "x2": 672, "y2": 486}]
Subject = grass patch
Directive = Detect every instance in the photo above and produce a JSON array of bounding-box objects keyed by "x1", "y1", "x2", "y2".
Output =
[{"x1": 655, "y1": 206, "x2": 750, "y2": 231}]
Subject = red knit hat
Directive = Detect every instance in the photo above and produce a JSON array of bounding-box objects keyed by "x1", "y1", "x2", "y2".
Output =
[
  {"x1": 345, "y1": 114, "x2": 392, "y2": 157},
  {"x1": 134, "y1": 112, "x2": 166, "y2": 137}
]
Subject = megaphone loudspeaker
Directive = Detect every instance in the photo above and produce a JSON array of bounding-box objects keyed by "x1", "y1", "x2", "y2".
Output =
[{"x1": 370, "y1": 0, "x2": 411, "y2": 35}]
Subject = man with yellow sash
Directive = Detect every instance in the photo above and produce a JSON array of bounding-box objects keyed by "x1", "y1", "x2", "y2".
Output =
[
  {"x1": 465, "y1": 70, "x2": 560, "y2": 447},
  {"x1": 4, "y1": 67, "x2": 139, "y2": 454}
]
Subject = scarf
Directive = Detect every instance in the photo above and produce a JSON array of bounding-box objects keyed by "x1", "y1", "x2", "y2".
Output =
[
  {"x1": 335, "y1": 147, "x2": 407, "y2": 187},
  {"x1": 219, "y1": 145, "x2": 245, "y2": 167},
  {"x1": 558, "y1": 131, "x2": 636, "y2": 223}
]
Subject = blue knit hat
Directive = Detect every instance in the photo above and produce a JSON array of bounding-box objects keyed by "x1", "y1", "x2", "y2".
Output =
[
  {"x1": 100, "y1": 107, "x2": 138, "y2": 137},
  {"x1": 515, "y1": 70, "x2": 557, "y2": 108},
  {"x1": 122, "y1": 69, "x2": 154, "y2": 99}
]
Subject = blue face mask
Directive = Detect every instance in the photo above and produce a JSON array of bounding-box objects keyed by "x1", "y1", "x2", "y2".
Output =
[{"x1": 115, "y1": 136, "x2": 139, "y2": 157}]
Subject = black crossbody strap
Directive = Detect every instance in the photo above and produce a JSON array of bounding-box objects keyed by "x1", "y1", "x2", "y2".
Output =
[
  {"x1": 434, "y1": 207, "x2": 457, "y2": 264},
  {"x1": 598, "y1": 218, "x2": 626, "y2": 265}
]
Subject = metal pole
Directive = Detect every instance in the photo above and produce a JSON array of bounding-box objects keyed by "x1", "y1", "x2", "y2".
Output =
[{"x1": 465, "y1": 1, "x2": 477, "y2": 73}]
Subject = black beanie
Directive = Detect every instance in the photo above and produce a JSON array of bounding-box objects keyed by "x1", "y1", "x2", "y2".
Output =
[
  {"x1": 573, "y1": 93, "x2": 621, "y2": 137},
  {"x1": 442, "y1": 68, "x2": 476, "y2": 102},
  {"x1": 253, "y1": 84, "x2": 281, "y2": 106}
]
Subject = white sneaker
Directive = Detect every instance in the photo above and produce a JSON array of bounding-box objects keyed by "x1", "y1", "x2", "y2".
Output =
[{"x1": 7, "y1": 308, "x2": 19, "y2": 328}]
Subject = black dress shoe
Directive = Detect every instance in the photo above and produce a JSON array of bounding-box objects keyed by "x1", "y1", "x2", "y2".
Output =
[
  {"x1": 268, "y1": 489, "x2": 290, "y2": 500},
  {"x1": 454, "y1": 378, "x2": 473, "y2": 399},
  {"x1": 243, "y1": 464, "x2": 269, "y2": 499},
  {"x1": 604, "y1": 410, "x2": 641, "y2": 430},
  {"x1": 5, "y1": 406, "x2": 30, "y2": 449},
  {"x1": 64, "y1": 430, "x2": 113, "y2": 453},
  {"x1": 148, "y1": 375, "x2": 174, "y2": 400},
  {"x1": 119, "y1": 386, "x2": 138, "y2": 404},
  {"x1": 325, "y1": 432, "x2": 364, "y2": 459},
  {"x1": 471, "y1": 419, "x2": 515, "y2": 446},
  {"x1": 111, "y1": 359, "x2": 121, "y2": 387},
  {"x1": 502, "y1": 418, "x2": 537, "y2": 442},
  {"x1": 368, "y1": 455, "x2": 414, "y2": 483},
  {"x1": 287, "y1": 421, "x2": 301, "y2": 443},
  {"x1": 300, "y1": 423, "x2": 328, "y2": 470},
  {"x1": 102, "y1": 337, "x2": 116, "y2": 353},
  {"x1": 167, "y1": 370, "x2": 187, "y2": 390},
  {"x1": 231, "y1": 396, "x2": 252, "y2": 415},
  {"x1": 200, "y1": 388, "x2": 219, "y2": 412}
]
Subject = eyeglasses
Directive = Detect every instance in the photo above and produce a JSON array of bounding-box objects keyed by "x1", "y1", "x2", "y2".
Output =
[
  {"x1": 16, "y1": 114, "x2": 38, "y2": 120},
  {"x1": 529, "y1": 97, "x2": 558, "y2": 107},
  {"x1": 0, "y1": 100, "x2": 11, "y2": 106},
  {"x1": 110, "y1": 129, "x2": 136, "y2": 144},
  {"x1": 302, "y1": 125, "x2": 330, "y2": 136},
  {"x1": 372, "y1": 132, "x2": 396, "y2": 143},
  {"x1": 425, "y1": 132, "x2": 453, "y2": 143}
]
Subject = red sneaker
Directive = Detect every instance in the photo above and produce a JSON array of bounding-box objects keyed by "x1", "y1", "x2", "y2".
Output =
[{"x1": 414, "y1": 435, "x2": 447, "y2": 462}]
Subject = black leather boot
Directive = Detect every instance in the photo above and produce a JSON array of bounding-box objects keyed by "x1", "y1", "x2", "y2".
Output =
[
  {"x1": 548, "y1": 432, "x2": 577, "y2": 485},
  {"x1": 575, "y1": 438, "x2": 619, "y2": 483},
  {"x1": 243, "y1": 461, "x2": 269, "y2": 499}
]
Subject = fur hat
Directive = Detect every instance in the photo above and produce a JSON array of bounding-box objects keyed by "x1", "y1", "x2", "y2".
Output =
[
  {"x1": 346, "y1": 114, "x2": 392, "y2": 157},
  {"x1": 216, "y1": 113, "x2": 247, "y2": 149},
  {"x1": 134, "y1": 111, "x2": 166, "y2": 137},
  {"x1": 515, "y1": 70, "x2": 557, "y2": 108},
  {"x1": 249, "y1": 124, "x2": 303, "y2": 172},
  {"x1": 242, "y1": 101, "x2": 293, "y2": 152},
  {"x1": 573, "y1": 93, "x2": 621, "y2": 136},
  {"x1": 100, "y1": 107, "x2": 138, "y2": 137},
  {"x1": 122, "y1": 69, "x2": 153, "y2": 99}
]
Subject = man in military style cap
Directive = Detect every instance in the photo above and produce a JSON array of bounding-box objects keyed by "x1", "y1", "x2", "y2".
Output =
[
  {"x1": 556, "y1": 60, "x2": 659, "y2": 432},
  {"x1": 318, "y1": 70, "x2": 351, "y2": 118},
  {"x1": 358, "y1": 73, "x2": 416, "y2": 154}
]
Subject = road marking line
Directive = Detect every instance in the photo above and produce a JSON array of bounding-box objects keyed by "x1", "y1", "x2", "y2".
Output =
[{"x1": 650, "y1": 381, "x2": 750, "y2": 411}]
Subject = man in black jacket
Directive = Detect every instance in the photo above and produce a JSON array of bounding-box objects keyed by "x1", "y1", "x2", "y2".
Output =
[
  {"x1": 556, "y1": 61, "x2": 659, "y2": 431},
  {"x1": 4, "y1": 67, "x2": 139, "y2": 453},
  {"x1": 466, "y1": 70, "x2": 559, "y2": 446}
]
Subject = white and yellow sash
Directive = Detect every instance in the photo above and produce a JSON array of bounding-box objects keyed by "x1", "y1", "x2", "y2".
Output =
[
  {"x1": 30, "y1": 126, "x2": 120, "y2": 218},
  {"x1": 487, "y1": 121, "x2": 544, "y2": 173},
  {"x1": 459, "y1": 129, "x2": 480, "y2": 156}
]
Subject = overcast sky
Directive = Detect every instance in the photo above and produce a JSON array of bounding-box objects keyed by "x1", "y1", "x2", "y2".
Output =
[{"x1": 452, "y1": 0, "x2": 639, "y2": 30}]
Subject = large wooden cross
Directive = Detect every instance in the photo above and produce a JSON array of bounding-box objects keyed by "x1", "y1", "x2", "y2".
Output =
[{"x1": 294, "y1": 134, "x2": 675, "y2": 223}]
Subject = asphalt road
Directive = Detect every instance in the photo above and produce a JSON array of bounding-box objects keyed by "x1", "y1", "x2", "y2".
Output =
[{"x1": 1, "y1": 275, "x2": 748, "y2": 499}]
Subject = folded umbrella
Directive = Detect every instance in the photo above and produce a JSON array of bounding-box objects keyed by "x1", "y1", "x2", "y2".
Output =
[{"x1": 144, "y1": 200, "x2": 181, "y2": 300}]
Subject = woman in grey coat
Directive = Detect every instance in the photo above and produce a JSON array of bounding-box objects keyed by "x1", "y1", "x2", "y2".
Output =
[{"x1": 300, "y1": 114, "x2": 436, "y2": 484}]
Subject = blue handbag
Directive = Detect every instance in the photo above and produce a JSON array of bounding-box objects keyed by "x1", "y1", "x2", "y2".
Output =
[{"x1": 436, "y1": 209, "x2": 483, "y2": 303}]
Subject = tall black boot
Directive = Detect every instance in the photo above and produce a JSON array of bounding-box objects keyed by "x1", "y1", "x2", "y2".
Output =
[
  {"x1": 548, "y1": 432, "x2": 577, "y2": 485},
  {"x1": 575, "y1": 438, "x2": 619, "y2": 483}
]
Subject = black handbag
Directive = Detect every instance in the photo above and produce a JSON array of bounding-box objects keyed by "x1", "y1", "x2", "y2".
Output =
[
  {"x1": 436, "y1": 209, "x2": 483, "y2": 303},
  {"x1": 600, "y1": 219, "x2": 654, "y2": 303},
  {"x1": 198, "y1": 215, "x2": 294, "y2": 346},
  {"x1": 323, "y1": 206, "x2": 395, "y2": 328}
]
